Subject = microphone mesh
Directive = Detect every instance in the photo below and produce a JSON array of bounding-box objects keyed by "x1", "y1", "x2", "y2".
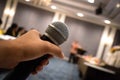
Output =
[{"x1": 45, "y1": 21, "x2": 69, "y2": 45}]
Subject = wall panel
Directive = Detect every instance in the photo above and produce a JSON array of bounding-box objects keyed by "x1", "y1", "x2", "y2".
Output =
[
  {"x1": 62, "y1": 16, "x2": 104, "y2": 56},
  {"x1": 0, "y1": 0, "x2": 6, "y2": 18},
  {"x1": 13, "y1": 3, "x2": 54, "y2": 34}
]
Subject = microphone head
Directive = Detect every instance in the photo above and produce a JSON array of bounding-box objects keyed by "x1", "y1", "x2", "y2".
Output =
[{"x1": 45, "y1": 21, "x2": 69, "y2": 45}]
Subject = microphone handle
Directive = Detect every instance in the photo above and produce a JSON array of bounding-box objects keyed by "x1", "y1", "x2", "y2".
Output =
[{"x1": 3, "y1": 35, "x2": 55, "y2": 80}]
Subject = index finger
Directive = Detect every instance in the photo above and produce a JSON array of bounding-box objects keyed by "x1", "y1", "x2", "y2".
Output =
[{"x1": 42, "y1": 41, "x2": 65, "y2": 59}]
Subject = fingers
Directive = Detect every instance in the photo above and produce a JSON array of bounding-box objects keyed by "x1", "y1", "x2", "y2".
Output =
[
  {"x1": 27, "y1": 30, "x2": 41, "y2": 39},
  {"x1": 27, "y1": 30, "x2": 41, "y2": 37},
  {"x1": 32, "y1": 59, "x2": 49, "y2": 75},
  {"x1": 15, "y1": 29, "x2": 64, "y2": 62},
  {"x1": 36, "y1": 60, "x2": 49, "y2": 71},
  {"x1": 22, "y1": 30, "x2": 65, "y2": 59},
  {"x1": 30, "y1": 29, "x2": 65, "y2": 59},
  {"x1": 42, "y1": 41, "x2": 65, "y2": 59}
]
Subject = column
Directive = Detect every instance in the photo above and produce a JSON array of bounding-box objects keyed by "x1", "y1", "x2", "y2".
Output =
[
  {"x1": 103, "y1": 27, "x2": 116, "y2": 61},
  {"x1": 52, "y1": 12, "x2": 66, "y2": 22},
  {"x1": 1, "y1": 0, "x2": 18, "y2": 31},
  {"x1": 96, "y1": 25, "x2": 117, "y2": 60}
]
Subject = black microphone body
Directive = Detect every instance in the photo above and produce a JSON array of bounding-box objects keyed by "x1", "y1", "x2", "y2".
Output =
[{"x1": 3, "y1": 35, "x2": 55, "y2": 80}]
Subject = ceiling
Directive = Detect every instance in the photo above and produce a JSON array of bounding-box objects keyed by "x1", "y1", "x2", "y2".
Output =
[{"x1": 19, "y1": 0, "x2": 120, "y2": 28}]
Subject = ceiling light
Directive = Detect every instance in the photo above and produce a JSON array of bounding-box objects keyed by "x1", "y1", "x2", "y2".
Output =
[
  {"x1": 116, "y1": 3, "x2": 120, "y2": 8},
  {"x1": 88, "y1": 0, "x2": 94, "y2": 3},
  {"x1": 104, "y1": 20, "x2": 111, "y2": 24},
  {"x1": 25, "y1": 0, "x2": 31, "y2": 2},
  {"x1": 77, "y1": 13, "x2": 84, "y2": 17},
  {"x1": 41, "y1": 0, "x2": 52, "y2": 6},
  {"x1": 4, "y1": 8, "x2": 10, "y2": 15},
  {"x1": 51, "y1": 5, "x2": 57, "y2": 9}
]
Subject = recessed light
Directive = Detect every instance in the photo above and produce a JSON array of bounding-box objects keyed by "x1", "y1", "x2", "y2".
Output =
[
  {"x1": 51, "y1": 5, "x2": 57, "y2": 9},
  {"x1": 88, "y1": 0, "x2": 94, "y2": 3},
  {"x1": 25, "y1": 0, "x2": 30, "y2": 2},
  {"x1": 116, "y1": 3, "x2": 120, "y2": 8},
  {"x1": 104, "y1": 20, "x2": 111, "y2": 24},
  {"x1": 77, "y1": 13, "x2": 84, "y2": 17}
]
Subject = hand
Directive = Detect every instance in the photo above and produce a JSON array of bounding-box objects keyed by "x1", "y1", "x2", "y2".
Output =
[
  {"x1": 0, "y1": 30, "x2": 64, "y2": 69},
  {"x1": 15, "y1": 30, "x2": 64, "y2": 61}
]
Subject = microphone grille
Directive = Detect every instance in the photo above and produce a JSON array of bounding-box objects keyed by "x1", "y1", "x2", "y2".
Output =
[{"x1": 45, "y1": 21, "x2": 69, "y2": 45}]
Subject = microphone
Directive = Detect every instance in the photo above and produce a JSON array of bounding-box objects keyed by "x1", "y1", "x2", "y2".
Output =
[{"x1": 3, "y1": 21, "x2": 69, "y2": 80}]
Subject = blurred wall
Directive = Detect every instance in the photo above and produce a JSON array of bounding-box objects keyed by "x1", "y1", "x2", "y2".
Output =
[
  {"x1": 12, "y1": 2, "x2": 104, "y2": 57},
  {"x1": 112, "y1": 29, "x2": 120, "y2": 46},
  {"x1": 13, "y1": 3, "x2": 54, "y2": 34},
  {"x1": 0, "y1": 0, "x2": 6, "y2": 18},
  {"x1": 61, "y1": 17, "x2": 104, "y2": 56}
]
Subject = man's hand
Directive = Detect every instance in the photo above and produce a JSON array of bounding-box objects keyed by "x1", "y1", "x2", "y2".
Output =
[{"x1": 0, "y1": 30, "x2": 64, "y2": 70}]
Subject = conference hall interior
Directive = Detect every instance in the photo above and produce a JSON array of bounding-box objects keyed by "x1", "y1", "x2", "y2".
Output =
[{"x1": 0, "y1": 0, "x2": 120, "y2": 80}]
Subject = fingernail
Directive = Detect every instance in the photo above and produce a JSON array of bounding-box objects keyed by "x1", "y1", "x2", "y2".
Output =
[{"x1": 61, "y1": 52, "x2": 65, "y2": 59}]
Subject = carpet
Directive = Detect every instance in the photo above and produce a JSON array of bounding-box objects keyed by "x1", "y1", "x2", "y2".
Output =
[{"x1": 27, "y1": 58, "x2": 80, "y2": 80}]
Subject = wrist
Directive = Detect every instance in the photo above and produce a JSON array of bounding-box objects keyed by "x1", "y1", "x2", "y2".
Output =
[
  {"x1": 11, "y1": 39, "x2": 24, "y2": 61},
  {"x1": 0, "y1": 40, "x2": 23, "y2": 68},
  {"x1": 7, "y1": 39, "x2": 24, "y2": 62}
]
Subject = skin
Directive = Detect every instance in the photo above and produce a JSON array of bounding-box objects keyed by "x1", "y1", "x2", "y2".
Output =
[{"x1": 0, "y1": 30, "x2": 64, "y2": 74}]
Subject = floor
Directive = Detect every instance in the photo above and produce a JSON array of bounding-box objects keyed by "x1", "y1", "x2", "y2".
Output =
[{"x1": 0, "y1": 58, "x2": 80, "y2": 80}]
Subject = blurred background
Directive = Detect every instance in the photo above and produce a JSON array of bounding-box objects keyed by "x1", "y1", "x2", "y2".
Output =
[{"x1": 0, "y1": 0, "x2": 120, "y2": 80}]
